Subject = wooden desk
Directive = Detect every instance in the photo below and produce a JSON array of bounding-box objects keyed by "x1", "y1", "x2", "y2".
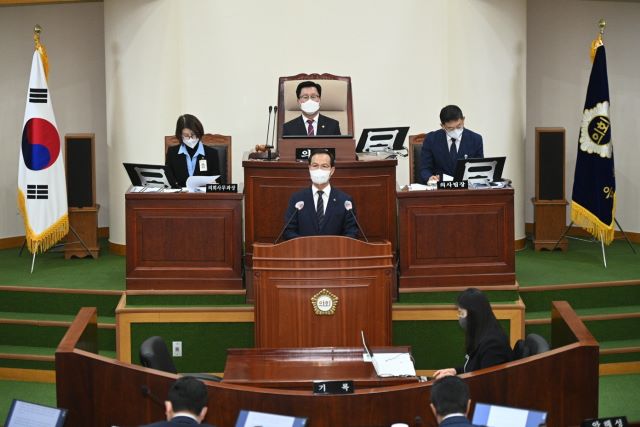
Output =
[
  {"x1": 125, "y1": 191, "x2": 243, "y2": 290},
  {"x1": 223, "y1": 347, "x2": 416, "y2": 389},
  {"x1": 243, "y1": 159, "x2": 397, "y2": 300},
  {"x1": 397, "y1": 188, "x2": 515, "y2": 289},
  {"x1": 56, "y1": 301, "x2": 599, "y2": 427}
]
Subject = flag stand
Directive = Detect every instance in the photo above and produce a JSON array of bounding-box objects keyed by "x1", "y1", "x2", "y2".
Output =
[
  {"x1": 553, "y1": 218, "x2": 637, "y2": 268},
  {"x1": 18, "y1": 225, "x2": 93, "y2": 273}
]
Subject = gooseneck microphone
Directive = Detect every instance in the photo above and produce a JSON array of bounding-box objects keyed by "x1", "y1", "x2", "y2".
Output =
[
  {"x1": 344, "y1": 200, "x2": 368, "y2": 242},
  {"x1": 141, "y1": 385, "x2": 164, "y2": 407},
  {"x1": 265, "y1": 106, "x2": 273, "y2": 148},
  {"x1": 270, "y1": 105, "x2": 278, "y2": 149},
  {"x1": 274, "y1": 201, "x2": 304, "y2": 244}
]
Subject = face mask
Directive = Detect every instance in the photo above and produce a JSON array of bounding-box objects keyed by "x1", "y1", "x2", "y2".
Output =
[
  {"x1": 458, "y1": 316, "x2": 468, "y2": 330},
  {"x1": 301, "y1": 99, "x2": 320, "y2": 115},
  {"x1": 310, "y1": 168, "x2": 331, "y2": 185},
  {"x1": 446, "y1": 127, "x2": 463, "y2": 140},
  {"x1": 182, "y1": 137, "x2": 199, "y2": 149}
]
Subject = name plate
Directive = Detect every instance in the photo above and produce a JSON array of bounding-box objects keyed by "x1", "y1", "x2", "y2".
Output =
[
  {"x1": 437, "y1": 181, "x2": 468, "y2": 190},
  {"x1": 582, "y1": 416, "x2": 628, "y2": 427},
  {"x1": 313, "y1": 380, "x2": 354, "y2": 395},
  {"x1": 295, "y1": 147, "x2": 336, "y2": 162},
  {"x1": 206, "y1": 184, "x2": 238, "y2": 193}
]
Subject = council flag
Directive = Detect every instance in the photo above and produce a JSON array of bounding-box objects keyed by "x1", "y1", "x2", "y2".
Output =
[
  {"x1": 571, "y1": 39, "x2": 616, "y2": 244},
  {"x1": 17, "y1": 46, "x2": 68, "y2": 254}
]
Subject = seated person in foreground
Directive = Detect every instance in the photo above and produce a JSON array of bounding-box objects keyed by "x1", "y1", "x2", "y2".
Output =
[
  {"x1": 420, "y1": 105, "x2": 483, "y2": 183},
  {"x1": 433, "y1": 288, "x2": 514, "y2": 380},
  {"x1": 282, "y1": 81, "x2": 341, "y2": 136},
  {"x1": 165, "y1": 114, "x2": 221, "y2": 188},
  {"x1": 142, "y1": 376, "x2": 215, "y2": 427},
  {"x1": 430, "y1": 376, "x2": 482, "y2": 427},
  {"x1": 283, "y1": 149, "x2": 358, "y2": 240}
]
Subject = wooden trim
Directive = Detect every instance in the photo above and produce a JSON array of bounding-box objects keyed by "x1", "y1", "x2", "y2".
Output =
[
  {"x1": 0, "y1": 235, "x2": 25, "y2": 250},
  {"x1": 0, "y1": 285, "x2": 122, "y2": 295},
  {"x1": 0, "y1": 367, "x2": 55, "y2": 383},
  {"x1": 599, "y1": 361, "x2": 640, "y2": 375},
  {"x1": 98, "y1": 227, "x2": 109, "y2": 238},
  {"x1": 0, "y1": 318, "x2": 114, "y2": 329},
  {"x1": 600, "y1": 346, "x2": 640, "y2": 355},
  {"x1": 125, "y1": 289, "x2": 246, "y2": 296},
  {"x1": 0, "y1": 353, "x2": 54, "y2": 362},
  {"x1": 525, "y1": 221, "x2": 640, "y2": 243},
  {"x1": 526, "y1": 311, "x2": 640, "y2": 325},
  {"x1": 399, "y1": 283, "x2": 520, "y2": 294},
  {"x1": 519, "y1": 279, "x2": 640, "y2": 292},
  {"x1": 514, "y1": 238, "x2": 526, "y2": 251},
  {"x1": 392, "y1": 299, "x2": 525, "y2": 347},
  {"x1": 109, "y1": 241, "x2": 126, "y2": 256}
]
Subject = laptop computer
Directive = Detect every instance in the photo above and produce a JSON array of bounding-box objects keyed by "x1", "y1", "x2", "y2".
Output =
[
  {"x1": 471, "y1": 402, "x2": 547, "y2": 427},
  {"x1": 235, "y1": 409, "x2": 307, "y2": 427}
]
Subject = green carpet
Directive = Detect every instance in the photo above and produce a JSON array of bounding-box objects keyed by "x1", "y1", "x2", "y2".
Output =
[
  {"x1": 516, "y1": 238, "x2": 640, "y2": 286},
  {"x1": 0, "y1": 239, "x2": 124, "y2": 290}
]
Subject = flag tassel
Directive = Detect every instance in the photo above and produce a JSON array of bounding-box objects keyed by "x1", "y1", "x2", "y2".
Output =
[
  {"x1": 17, "y1": 190, "x2": 69, "y2": 254},
  {"x1": 570, "y1": 196, "x2": 616, "y2": 245}
]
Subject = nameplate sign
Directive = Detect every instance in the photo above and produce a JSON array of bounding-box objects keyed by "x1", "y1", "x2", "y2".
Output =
[
  {"x1": 206, "y1": 184, "x2": 238, "y2": 193},
  {"x1": 313, "y1": 380, "x2": 354, "y2": 395},
  {"x1": 295, "y1": 147, "x2": 336, "y2": 162},
  {"x1": 437, "y1": 181, "x2": 468, "y2": 190},
  {"x1": 582, "y1": 416, "x2": 628, "y2": 427}
]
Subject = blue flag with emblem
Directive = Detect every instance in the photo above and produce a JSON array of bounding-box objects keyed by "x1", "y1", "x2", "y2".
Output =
[{"x1": 571, "y1": 38, "x2": 616, "y2": 245}]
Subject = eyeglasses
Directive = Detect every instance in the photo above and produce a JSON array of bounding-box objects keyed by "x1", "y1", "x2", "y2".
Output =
[
  {"x1": 299, "y1": 94, "x2": 320, "y2": 101},
  {"x1": 309, "y1": 163, "x2": 332, "y2": 170},
  {"x1": 182, "y1": 133, "x2": 196, "y2": 139}
]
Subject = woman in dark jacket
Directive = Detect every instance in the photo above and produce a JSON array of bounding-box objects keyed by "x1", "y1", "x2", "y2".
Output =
[{"x1": 433, "y1": 288, "x2": 514, "y2": 379}]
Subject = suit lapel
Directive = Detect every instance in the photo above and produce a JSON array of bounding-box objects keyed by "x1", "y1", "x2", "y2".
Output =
[
  {"x1": 317, "y1": 114, "x2": 327, "y2": 135},
  {"x1": 437, "y1": 130, "x2": 455, "y2": 172},
  {"x1": 304, "y1": 188, "x2": 319, "y2": 232}
]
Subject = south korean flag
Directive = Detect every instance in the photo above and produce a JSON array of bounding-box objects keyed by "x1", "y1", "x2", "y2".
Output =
[{"x1": 17, "y1": 50, "x2": 68, "y2": 254}]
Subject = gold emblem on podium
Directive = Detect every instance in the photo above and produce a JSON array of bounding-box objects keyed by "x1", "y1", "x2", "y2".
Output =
[{"x1": 311, "y1": 289, "x2": 338, "y2": 315}]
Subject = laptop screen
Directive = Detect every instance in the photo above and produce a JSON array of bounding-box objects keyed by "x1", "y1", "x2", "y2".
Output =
[
  {"x1": 235, "y1": 410, "x2": 307, "y2": 427},
  {"x1": 4, "y1": 399, "x2": 67, "y2": 427},
  {"x1": 471, "y1": 402, "x2": 547, "y2": 427}
]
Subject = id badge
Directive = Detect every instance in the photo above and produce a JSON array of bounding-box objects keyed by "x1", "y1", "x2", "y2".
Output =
[{"x1": 199, "y1": 159, "x2": 208, "y2": 172}]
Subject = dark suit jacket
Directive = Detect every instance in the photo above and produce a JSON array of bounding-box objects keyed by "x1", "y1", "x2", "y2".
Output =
[
  {"x1": 440, "y1": 415, "x2": 482, "y2": 427},
  {"x1": 283, "y1": 187, "x2": 358, "y2": 240},
  {"x1": 141, "y1": 415, "x2": 215, "y2": 427},
  {"x1": 456, "y1": 327, "x2": 514, "y2": 374},
  {"x1": 165, "y1": 144, "x2": 221, "y2": 188},
  {"x1": 282, "y1": 114, "x2": 341, "y2": 136},
  {"x1": 419, "y1": 128, "x2": 483, "y2": 183}
]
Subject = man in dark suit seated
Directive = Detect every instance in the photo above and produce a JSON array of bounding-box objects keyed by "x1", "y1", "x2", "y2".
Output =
[
  {"x1": 282, "y1": 81, "x2": 341, "y2": 136},
  {"x1": 430, "y1": 376, "x2": 482, "y2": 427},
  {"x1": 420, "y1": 105, "x2": 483, "y2": 183},
  {"x1": 283, "y1": 149, "x2": 358, "y2": 240},
  {"x1": 142, "y1": 376, "x2": 215, "y2": 427}
]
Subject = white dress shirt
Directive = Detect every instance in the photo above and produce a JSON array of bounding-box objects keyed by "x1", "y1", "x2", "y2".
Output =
[
  {"x1": 311, "y1": 183, "x2": 330, "y2": 214},
  {"x1": 302, "y1": 113, "x2": 319, "y2": 135}
]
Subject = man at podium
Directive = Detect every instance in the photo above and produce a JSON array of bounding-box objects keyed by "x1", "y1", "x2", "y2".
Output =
[
  {"x1": 420, "y1": 105, "x2": 484, "y2": 183},
  {"x1": 283, "y1": 149, "x2": 358, "y2": 240},
  {"x1": 282, "y1": 81, "x2": 341, "y2": 136}
]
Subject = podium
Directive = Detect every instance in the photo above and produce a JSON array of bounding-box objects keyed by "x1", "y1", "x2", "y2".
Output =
[{"x1": 253, "y1": 236, "x2": 393, "y2": 347}]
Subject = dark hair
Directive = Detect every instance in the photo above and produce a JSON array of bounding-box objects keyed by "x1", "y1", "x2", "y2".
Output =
[
  {"x1": 439, "y1": 105, "x2": 464, "y2": 124},
  {"x1": 308, "y1": 149, "x2": 335, "y2": 167},
  {"x1": 175, "y1": 114, "x2": 204, "y2": 141},
  {"x1": 296, "y1": 81, "x2": 322, "y2": 99},
  {"x1": 457, "y1": 288, "x2": 502, "y2": 355},
  {"x1": 167, "y1": 376, "x2": 208, "y2": 415},
  {"x1": 430, "y1": 376, "x2": 469, "y2": 416}
]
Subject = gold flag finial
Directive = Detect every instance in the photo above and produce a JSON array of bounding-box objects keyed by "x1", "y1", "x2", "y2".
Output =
[
  {"x1": 590, "y1": 19, "x2": 606, "y2": 62},
  {"x1": 33, "y1": 24, "x2": 49, "y2": 81}
]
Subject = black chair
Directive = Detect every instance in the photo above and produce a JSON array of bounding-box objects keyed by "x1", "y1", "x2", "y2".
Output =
[
  {"x1": 513, "y1": 333, "x2": 550, "y2": 359},
  {"x1": 139, "y1": 336, "x2": 222, "y2": 382}
]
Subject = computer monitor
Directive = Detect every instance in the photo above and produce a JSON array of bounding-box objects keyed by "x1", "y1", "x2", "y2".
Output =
[
  {"x1": 471, "y1": 402, "x2": 547, "y2": 427},
  {"x1": 453, "y1": 156, "x2": 506, "y2": 183},
  {"x1": 235, "y1": 409, "x2": 307, "y2": 427},
  {"x1": 123, "y1": 163, "x2": 178, "y2": 189},
  {"x1": 355, "y1": 127, "x2": 409, "y2": 153},
  {"x1": 4, "y1": 399, "x2": 67, "y2": 427}
]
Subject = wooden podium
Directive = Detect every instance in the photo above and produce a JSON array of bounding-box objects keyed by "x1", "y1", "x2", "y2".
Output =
[{"x1": 253, "y1": 236, "x2": 393, "y2": 347}]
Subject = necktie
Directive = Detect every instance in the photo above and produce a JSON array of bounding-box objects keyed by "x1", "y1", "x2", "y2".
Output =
[
  {"x1": 450, "y1": 138, "x2": 458, "y2": 161},
  {"x1": 307, "y1": 119, "x2": 314, "y2": 136},
  {"x1": 316, "y1": 190, "x2": 325, "y2": 227}
]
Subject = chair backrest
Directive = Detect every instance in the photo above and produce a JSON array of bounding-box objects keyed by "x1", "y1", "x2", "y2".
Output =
[
  {"x1": 277, "y1": 73, "x2": 354, "y2": 138},
  {"x1": 408, "y1": 133, "x2": 425, "y2": 184},
  {"x1": 165, "y1": 133, "x2": 232, "y2": 183},
  {"x1": 513, "y1": 333, "x2": 550, "y2": 359},
  {"x1": 139, "y1": 336, "x2": 178, "y2": 374}
]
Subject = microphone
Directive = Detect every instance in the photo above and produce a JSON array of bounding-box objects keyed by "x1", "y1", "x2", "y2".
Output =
[
  {"x1": 141, "y1": 385, "x2": 164, "y2": 408},
  {"x1": 274, "y1": 201, "x2": 304, "y2": 244},
  {"x1": 265, "y1": 106, "x2": 273, "y2": 148},
  {"x1": 344, "y1": 200, "x2": 368, "y2": 242},
  {"x1": 270, "y1": 105, "x2": 278, "y2": 150}
]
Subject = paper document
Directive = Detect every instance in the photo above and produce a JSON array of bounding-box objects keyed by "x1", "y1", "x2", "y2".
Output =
[
  {"x1": 441, "y1": 173, "x2": 454, "y2": 181},
  {"x1": 371, "y1": 353, "x2": 416, "y2": 377},
  {"x1": 186, "y1": 175, "x2": 220, "y2": 192}
]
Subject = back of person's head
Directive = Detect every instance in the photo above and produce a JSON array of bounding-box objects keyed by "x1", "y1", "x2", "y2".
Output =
[
  {"x1": 439, "y1": 105, "x2": 464, "y2": 124},
  {"x1": 168, "y1": 376, "x2": 208, "y2": 416},
  {"x1": 308, "y1": 148, "x2": 335, "y2": 167},
  {"x1": 296, "y1": 81, "x2": 322, "y2": 98},
  {"x1": 175, "y1": 114, "x2": 205, "y2": 140},
  {"x1": 457, "y1": 287, "x2": 501, "y2": 354},
  {"x1": 430, "y1": 376, "x2": 470, "y2": 418}
]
